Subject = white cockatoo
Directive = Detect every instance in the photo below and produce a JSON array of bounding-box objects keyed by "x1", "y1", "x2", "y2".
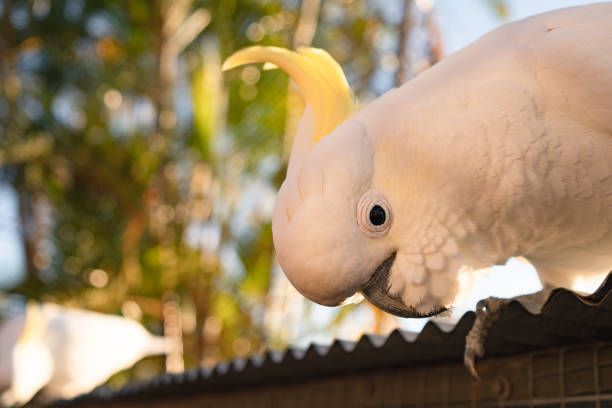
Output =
[
  {"x1": 0, "y1": 302, "x2": 169, "y2": 406},
  {"x1": 223, "y1": 3, "x2": 612, "y2": 374}
]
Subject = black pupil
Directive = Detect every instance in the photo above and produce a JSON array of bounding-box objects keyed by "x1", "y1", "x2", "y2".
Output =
[{"x1": 369, "y1": 205, "x2": 386, "y2": 226}]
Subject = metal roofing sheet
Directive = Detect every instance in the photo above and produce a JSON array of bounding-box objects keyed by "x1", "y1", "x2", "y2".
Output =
[{"x1": 52, "y1": 273, "x2": 612, "y2": 406}]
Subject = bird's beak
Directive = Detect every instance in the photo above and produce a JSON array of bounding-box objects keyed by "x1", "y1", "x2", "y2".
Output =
[{"x1": 361, "y1": 252, "x2": 447, "y2": 318}]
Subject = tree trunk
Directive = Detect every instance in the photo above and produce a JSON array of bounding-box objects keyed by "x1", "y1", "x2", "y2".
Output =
[{"x1": 396, "y1": 0, "x2": 414, "y2": 86}]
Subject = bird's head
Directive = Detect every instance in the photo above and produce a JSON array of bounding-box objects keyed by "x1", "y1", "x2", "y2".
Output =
[{"x1": 223, "y1": 47, "x2": 470, "y2": 317}]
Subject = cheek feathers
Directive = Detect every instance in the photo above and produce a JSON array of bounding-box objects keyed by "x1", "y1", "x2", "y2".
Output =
[
  {"x1": 385, "y1": 209, "x2": 468, "y2": 312},
  {"x1": 278, "y1": 193, "x2": 393, "y2": 303}
]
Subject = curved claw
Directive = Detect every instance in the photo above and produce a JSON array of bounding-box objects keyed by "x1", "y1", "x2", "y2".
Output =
[
  {"x1": 464, "y1": 323, "x2": 485, "y2": 379},
  {"x1": 463, "y1": 297, "x2": 503, "y2": 379},
  {"x1": 463, "y1": 292, "x2": 550, "y2": 379},
  {"x1": 464, "y1": 348, "x2": 480, "y2": 379}
]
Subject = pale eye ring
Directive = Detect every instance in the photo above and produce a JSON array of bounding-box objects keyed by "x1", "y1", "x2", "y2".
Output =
[{"x1": 357, "y1": 189, "x2": 392, "y2": 237}]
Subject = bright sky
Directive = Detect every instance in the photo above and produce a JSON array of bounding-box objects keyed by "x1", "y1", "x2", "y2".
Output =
[
  {"x1": 436, "y1": 0, "x2": 603, "y2": 53},
  {"x1": 0, "y1": 185, "x2": 24, "y2": 288}
]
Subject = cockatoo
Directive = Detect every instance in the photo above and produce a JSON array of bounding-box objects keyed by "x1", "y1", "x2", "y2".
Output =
[
  {"x1": 0, "y1": 302, "x2": 169, "y2": 406},
  {"x1": 223, "y1": 3, "x2": 612, "y2": 375}
]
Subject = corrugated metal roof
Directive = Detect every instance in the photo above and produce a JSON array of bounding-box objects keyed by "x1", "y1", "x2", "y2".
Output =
[{"x1": 52, "y1": 273, "x2": 612, "y2": 406}]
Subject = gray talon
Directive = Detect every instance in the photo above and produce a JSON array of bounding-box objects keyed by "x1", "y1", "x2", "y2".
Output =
[
  {"x1": 463, "y1": 287, "x2": 554, "y2": 377},
  {"x1": 463, "y1": 297, "x2": 504, "y2": 378},
  {"x1": 463, "y1": 348, "x2": 480, "y2": 379}
]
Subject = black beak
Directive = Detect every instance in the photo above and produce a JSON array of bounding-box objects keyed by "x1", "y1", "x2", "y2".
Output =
[{"x1": 361, "y1": 252, "x2": 447, "y2": 318}]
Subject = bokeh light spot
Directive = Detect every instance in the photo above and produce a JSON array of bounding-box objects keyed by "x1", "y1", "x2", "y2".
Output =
[
  {"x1": 104, "y1": 89, "x2": 122, "y2": 109},
  {"x1": 239, "y1": 84, "x2": 257, "y2": 101},
  {"x1": 203, "y1": 316, "x2": 222, "y2": 341},
  {"x1": 240, "y1": 66, "x2": 260, "y2": 85},
  {"x1": 88, "y1": 268, "x2": 108, "y2": 288},
  {"x1": 232, "y1": 337, "x2": 251, "y2": 357},
  {"x1": 246, "y1": 23, "x2": 264, "y2": 42}
]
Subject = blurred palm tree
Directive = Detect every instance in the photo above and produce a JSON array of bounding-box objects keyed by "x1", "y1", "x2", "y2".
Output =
[{"x1": 0, "y1": 0, "x2": 292, "y2": 378}]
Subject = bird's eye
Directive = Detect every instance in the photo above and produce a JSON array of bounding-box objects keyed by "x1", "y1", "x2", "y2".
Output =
[
  {"x1": 369, "y1": 205, "x2": 386, "y2": 226},
  {"x1": 357, "y1": 190, "x2": 392, "y2": 238}
]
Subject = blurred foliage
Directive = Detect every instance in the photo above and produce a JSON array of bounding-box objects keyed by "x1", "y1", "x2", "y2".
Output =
[
  {"x1": 485, "y1": 0, "x2": 509, "y2": 19},
  {"x1": 0, "y1": 0, "x2": 402, "y2": 386}
]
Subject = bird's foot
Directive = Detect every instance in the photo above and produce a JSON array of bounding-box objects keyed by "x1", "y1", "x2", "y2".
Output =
[
  {"x1": 464, "y1": 296, "x2": 506, "y2": 379},
  {"x1": 463, "y1": 286, "x2": 553, "y2": 378}
]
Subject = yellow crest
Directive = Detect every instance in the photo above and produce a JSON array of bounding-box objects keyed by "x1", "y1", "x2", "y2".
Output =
[{"x1": 222, "y1": 46, "x2": 356, "y2": 144}]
